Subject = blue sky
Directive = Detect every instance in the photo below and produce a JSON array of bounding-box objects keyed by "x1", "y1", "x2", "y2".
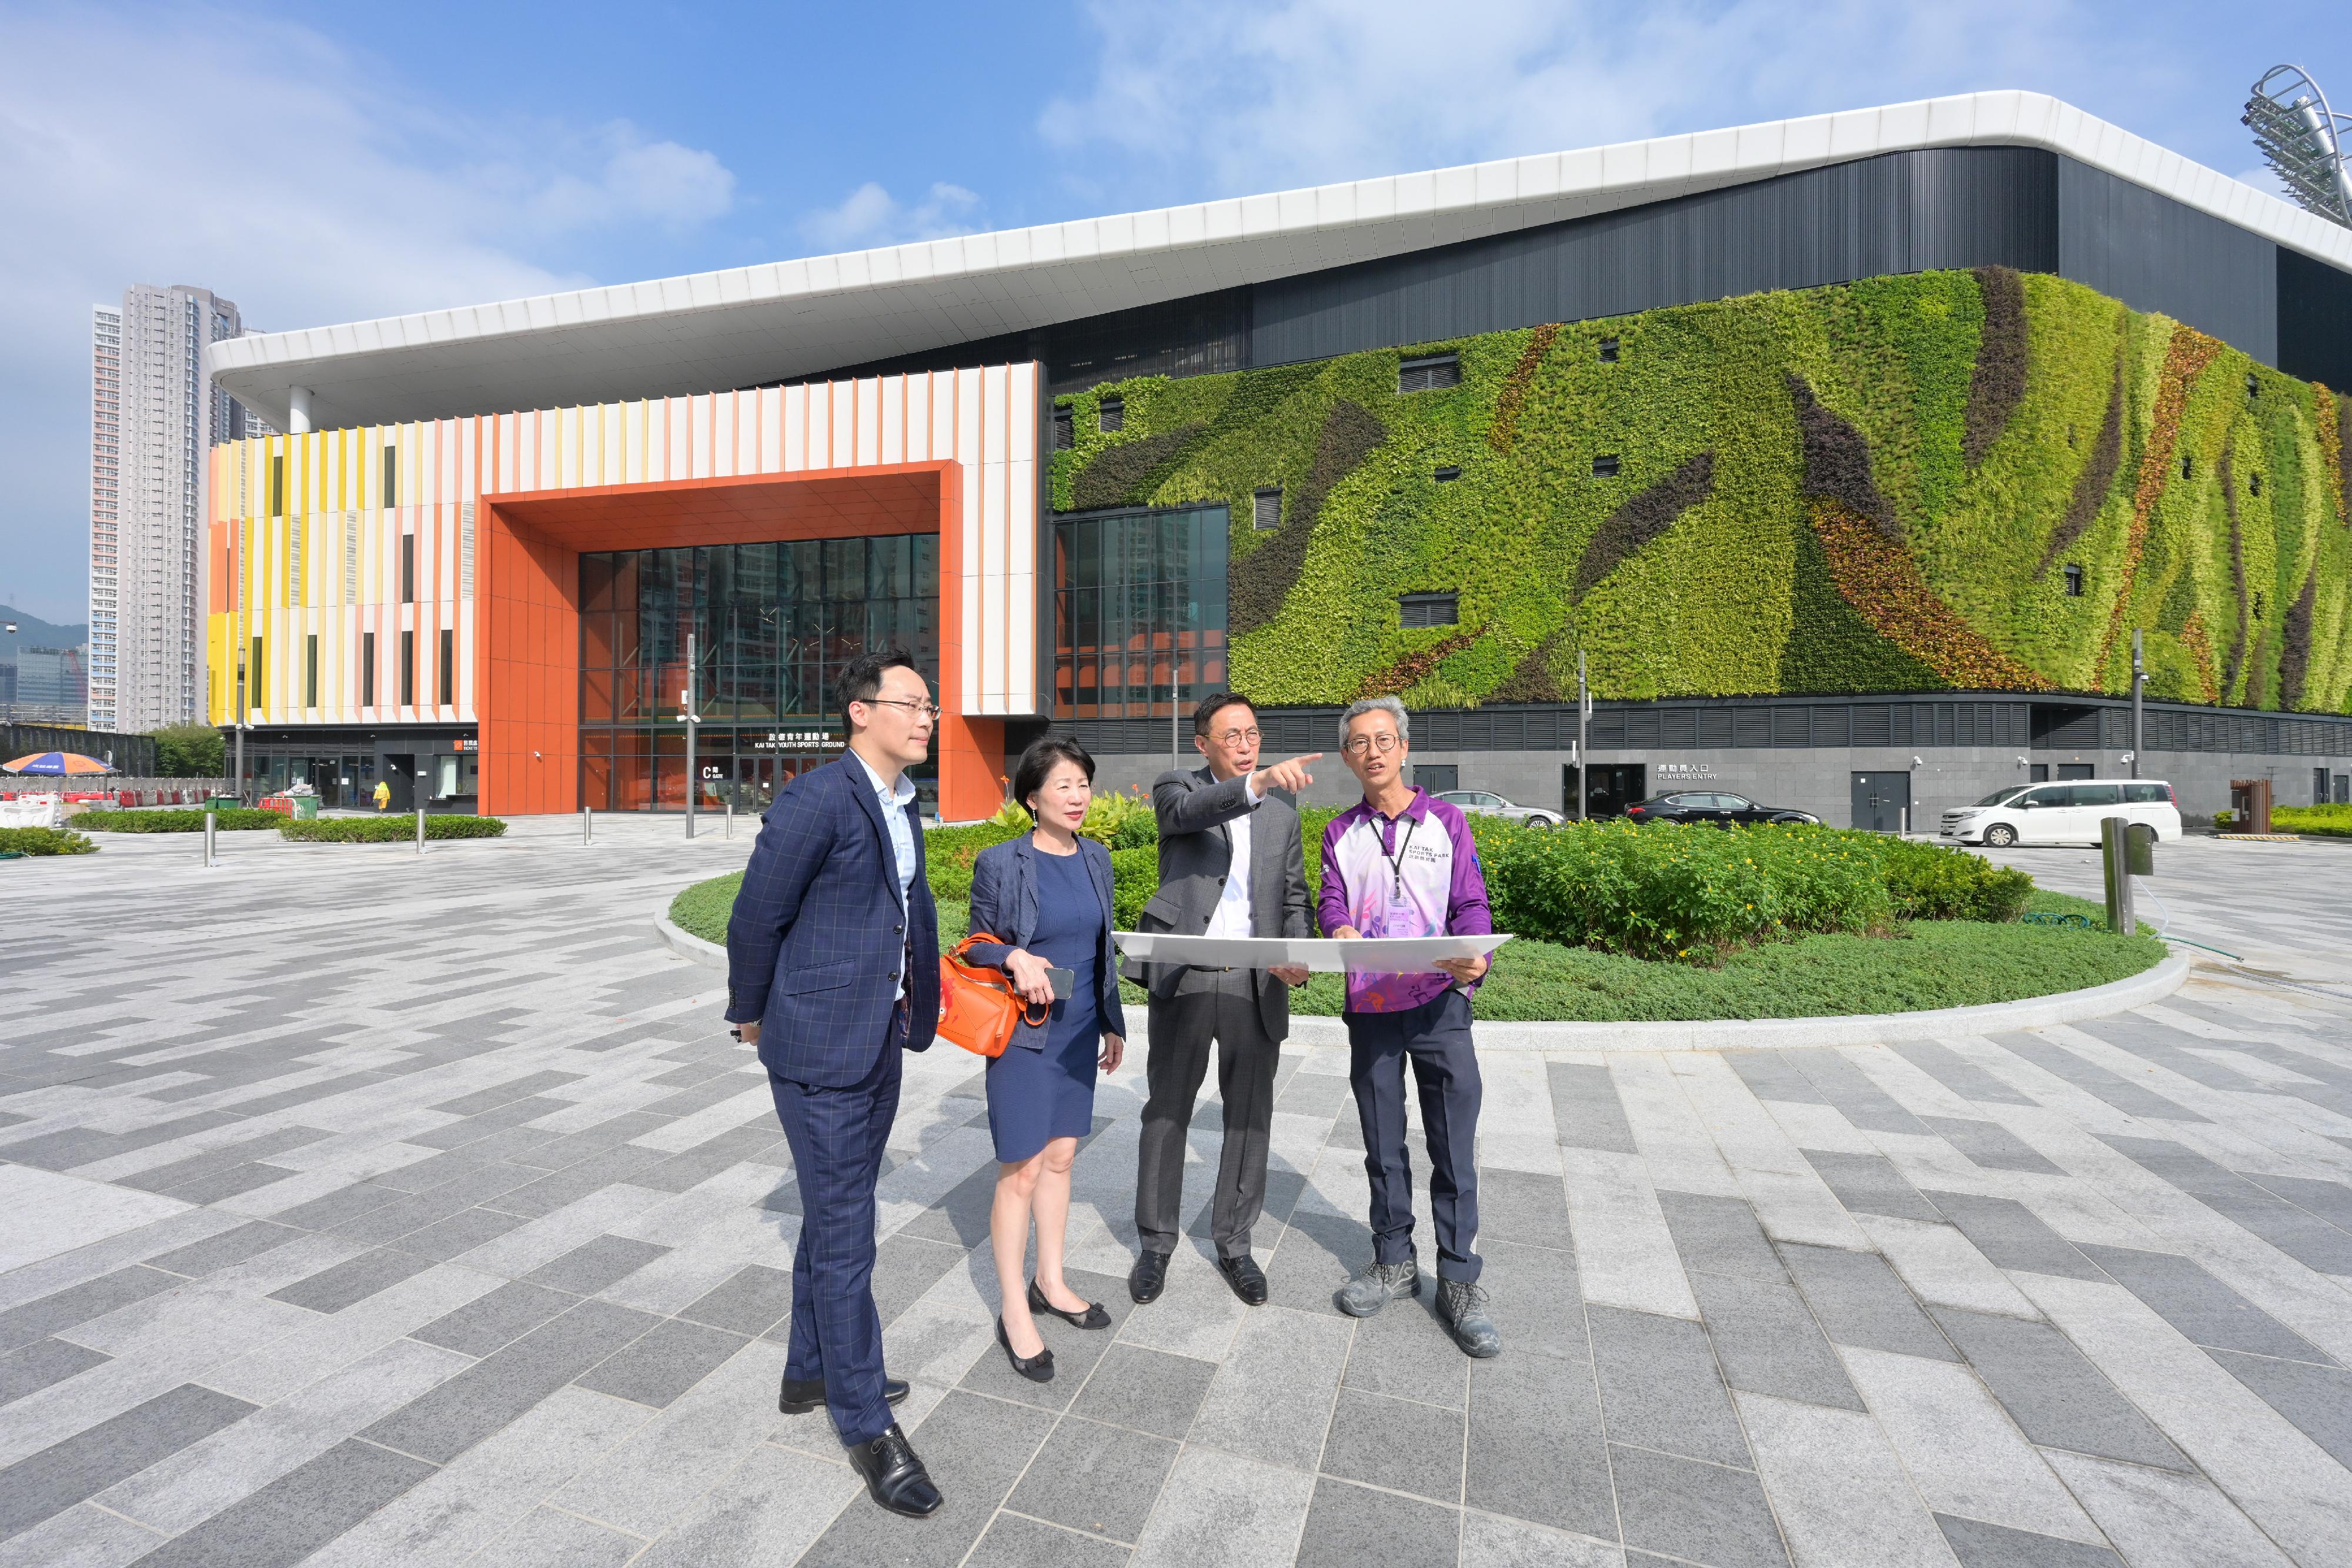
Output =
[{"x1": 2, "y1": 0, "x2": 2346, "y2": 627}]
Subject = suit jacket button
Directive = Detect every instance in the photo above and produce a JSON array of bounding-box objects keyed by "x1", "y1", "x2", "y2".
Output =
[{"x1": 893, "y1": 924, "x2": 904, "y2": 935}]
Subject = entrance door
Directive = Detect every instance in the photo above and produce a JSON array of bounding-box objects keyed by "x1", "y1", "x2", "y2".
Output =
[
  {"x1": 383, "y1": 754, "x2": 417, "y2": 811},
  {"x1": 1565, "y1": 764, "x2": 1646, "y2": 819},
  {"x1": 1850, "y1": 771, "x2": 1911, "y2": 833}
]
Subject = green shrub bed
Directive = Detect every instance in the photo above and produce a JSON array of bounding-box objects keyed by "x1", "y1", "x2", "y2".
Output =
[
  {"x1": 279, "y1": 815, "x2": 508, "y2": 842},
  {"x1": 78, "y1": 807, "x2": 282, "y2": 833},
  {"x1": 2274, "y1": 804, "x2": 2352, "y2": 838},
  {"x1": 0, "y1": 826, "x2": 97, "y2": 857}
]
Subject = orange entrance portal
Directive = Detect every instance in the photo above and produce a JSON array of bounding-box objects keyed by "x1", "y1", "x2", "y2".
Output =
[{"x1": 476, "y1": 462, "x2": 1002, "y2": 820}]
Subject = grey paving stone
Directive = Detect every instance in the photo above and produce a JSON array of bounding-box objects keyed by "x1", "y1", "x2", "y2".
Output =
[
  {"x1": 393, "y1": 1206, "x2": 531, "y2": 1262},
  {"x1": 519, "y1": 1235, "x2": 669, "y2": 1297},
  {"x1": 2208, "y1": 1350, "x2": 2352, "y2": 1467},
  {"x1": 0, "y1": 1337, "x2": 110, "y2": 1407},
  {"x1": 1658, "y1": 1192, "x2": 1783, "y2": 1282},
  {"x1": 0, "y1": 1383, "x2": 256, "y2": 1540},
  {"x1": 678, "y1": 1264, "x2": 794, "y2": 1337},
  {"x1": 1992, "y1": 1034, "x2": 2207, "y2": 1122},
  {"x1": 2079, "y1": 1245, "x2": 2335, "y2": 1362},
  {"x1": 467, "y1": 1503, "x2": 641, "y2": 1567},
  {"x1": 1920, "y1": 1116, "x2": 2066, "y2": 1176},
  {"x1": 1263, "y1": 1205, "x2": 1375, "y2": 1315},
  {"x1": 2071, "y1": 1016, "x2": 2266, "y2": 1089},
  {"x1": 482, "y1": 1145, "x2": 667, "y2": 1219},
  {"x1": 412, "y1": 1281, "x2": 577, "y2": 1358},
  {"x1": 572, "y1": 1317, "x2": 746, "y2": 1408},
  {"x1": 1341, "y1": 1287, "x2": 1469, "y2": 1408},
  {"x1": 1295, "y1": 1476, "x2": 1461, "y2": 1567},
  {"x1": 1922, "y1": 1192, "x2": 2102, "y2": 1281},
  {"x1": 1478, "y1": 1167, "x2": 1573, "y2": 1249},
  {"x1": 1071, "y1": 1343, "x2": 1218, "y2": 1439},
  {"x1": 1934, "y1": 1512, "x2": 2124, "y2": 1566},
  {"x1": 2246, "y1": 1171, "x2": 2352, "y2": 1233},
  {"x1": 1725, "y1": 1052, "x2": 1834, "y2": 1108},
  {"x1": 1465, "y1": 1242, "x2": 1613, "y2": 1537},
  {"x1": 428, "y1": 1071, "x2": 587, "y2": 1117},
  {"x1": 1187, "y1": 1305, "x2": 1350, "y2": 1472},
  {"x1": 1926, "y1": 1306, "x2": 2189, "y2": 1471},
  {"x1": 128, "y1": 1437, "x2": 437, "y2": 1568},
  {"x1": 268, "y1": 1248, "x2": 438, "y2": 1315},
  {"x1": 967, "y1": 1513, "x2": 1132, "y2": 1567},
  {"x1": 115, "y1": 1128, "x2": 331, "y2": 1195},
  {"x1": 270, "y1": 1182, "x2": 408, "y2": 1233},
  {"x1": 1800, "y1": 1149, "x2": 1943, "y2": 1222},
  {"x1": 0, "y1": 1265, "x2": 181, "y2": 1353},
  {"x1": 1688, "y1": 1269, "x2": 1863, "y2": 1412},
  {"x1": 1890, "y1": 1039, "x2": 2040, "y2": 1106},
  {"x1": 1006, "y1": 1414, "x2": 1178, "y2": 1543},
  {"x1": 1549, "y1": 1063, "x2": 1638, "y2": 1152},
  {"x1": 869, "y1": 1233, "x2": 967, "y2": 1327},
  {"x1": 1588, "y1": 1305, "x2": 1752, "y2": 1466},
  {"x1": 797, "y1": 1389, "x2": 1056, "y2": 1568},
  {"x1": 1777, "y1": 1243, "x2": 1957, "y2": 1361},
  {"x1": 1321, "y1": 1385, "x2": 1465, "y2": 1502},
  {"x1": 1781, "y1": 1048, "x2": 1930, "y2": 1136},
  {"x1": 1611, "y1": 1443, "x2": 1789, "y2": 1568},
  {"x1": 360, "y1": 1300, "x2": 660, "y2": 1465}
]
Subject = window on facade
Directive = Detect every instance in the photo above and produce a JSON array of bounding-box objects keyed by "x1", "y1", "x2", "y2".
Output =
[
  {"x1": 2063, "y1": 563, "x2": 2085, "y2": 597},
  {"x1": 1253, "y1": 488, "x2": 1282, "y2": 530},
  {"x1": 1599, "y1": 337, "x2": 1621, "y2": 363},
  {"x1": 2250, "y1": 472, "x2": 2263, "y2": 496},
  {"x1": 1592, "y1": 454, "x2": 1622, "y2": 477},
  {"x1": 400, "y1": 534, "x2": 415, "y2": 603},
  {"x1": 2180, "y1": 454, "x2": 2194, "y2": 481},
  {"x1": 305, "y1": 634, "x2": 318, "y2": 708},
  {"x1": 1052, "y1": 408, "x2": 1074, "y2": 450},
  {"x1": 361, "y1": 632, "x2": 375, "y2": 706},
  {"x1": 2247, "y1": 372, "x2": 2260, "y2": 399},
  {"x1": 400, "y1": 630, "x2": 415, "y2": 706},
  {"x1": 1434, "y1": 466, "x2": 1462, "y2": 483},
  {"x1": 270, "y1": 455, "x2": 284, "y2": 517},
  {"x1": 383, "y1": 445, "x2": 397, "y2": 507},
  {"x1": 249, "y1": 636, "x2": 264, "y2": 708},
  {"x1": 1399, "y1": 591, "x2": 1459, "y2": 628},
  {"x1": 439, "y1": 629, "x2": 455, "y2": 706},
  {"x1": 1053, "y1": 504, "x2": 1229, "y2": 721},
  {"x1": 1098, "y1": 397, "x2": 1124, "y2": 433},
  {"x1": 1398, "y1": 354, "x2": 1461, "y2": 393}
]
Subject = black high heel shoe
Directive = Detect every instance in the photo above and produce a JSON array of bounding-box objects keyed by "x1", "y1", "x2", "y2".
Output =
[
  {"x1": 1028, "y1": 1279, "x2": 1111, "y2": 1330},
  {"x1": 996, "y1": 1315, "x2": 1055, "y2": 1382}
]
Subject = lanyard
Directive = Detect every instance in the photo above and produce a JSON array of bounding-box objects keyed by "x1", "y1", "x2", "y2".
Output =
[{"x1": 1377, "y1": 813, "x2": 1419, "y2": 900}]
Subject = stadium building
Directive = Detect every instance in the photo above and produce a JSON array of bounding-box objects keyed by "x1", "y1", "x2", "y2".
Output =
[{"x1": 203, "y1": 91, "x2": 2352, "y2": 825}]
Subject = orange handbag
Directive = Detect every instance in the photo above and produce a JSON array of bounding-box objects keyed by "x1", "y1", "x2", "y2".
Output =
[{"x1": 936, "y1": 932, "x2": 1050, "y2": 1058}]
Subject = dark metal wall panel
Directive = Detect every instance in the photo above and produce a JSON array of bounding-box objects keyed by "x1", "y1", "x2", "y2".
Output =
[
  {"x1": 1251, "y1": 148, "x2": 2059, "y2": 367},
  {"x1": 2057, "y1": 158, "x2": 2277, "y2": 365},
  {"x1": 2277, "y1": 247, "x2": 2352, "y2": 387}
]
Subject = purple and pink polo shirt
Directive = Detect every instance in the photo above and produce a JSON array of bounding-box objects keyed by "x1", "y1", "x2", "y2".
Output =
[{"x1": 1316, "y1": 788, "x2": 1494, "y2": 1015}]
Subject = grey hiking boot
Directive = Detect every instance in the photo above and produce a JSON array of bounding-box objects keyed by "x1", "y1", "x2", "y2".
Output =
[
  {"x1": 1436, "y1": 1278, "x2": 1500, "y2": 1357},
  {"x1": 1335, "y1": 1254, "x2": 1421, "y2": 1318}
]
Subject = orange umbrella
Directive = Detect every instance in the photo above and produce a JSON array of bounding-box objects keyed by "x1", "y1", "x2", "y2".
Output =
[{"x1": 3, "y1": 751, "x2": 115, "y2": 775}]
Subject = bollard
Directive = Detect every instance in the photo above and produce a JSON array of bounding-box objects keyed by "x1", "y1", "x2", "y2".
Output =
[
  {"x1": 726, "y1": 802, "x2": 734, "y2": 839},
  {"x1": 416, "y1": 807, "x2": 426, "y2": 856},
  {"x1": 2100, "y1": 815, "x2": 2136, "y2": 935},
  {"x1": 582, "y1": 807, "x2": 593, "y2": 845},
  {"x1": 202, "y1": 810, "x2": 216, "y2": 868}
]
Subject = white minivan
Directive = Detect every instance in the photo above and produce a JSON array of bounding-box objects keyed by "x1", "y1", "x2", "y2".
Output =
[{"x1": 1940, "y1": 780, "x2": 2181, "y2": 848}]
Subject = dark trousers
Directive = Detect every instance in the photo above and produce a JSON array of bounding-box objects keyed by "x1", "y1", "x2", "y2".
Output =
[
  {"x1": 767, "y1": 1016, "x2": 905, "y2": 1447},
  {"x1": 1136, "y1": 969, "x2": 1280, "y2": 1259},
  {"x1": 1345, "y1": 987, "x2": 1483, "y2": 1283}
]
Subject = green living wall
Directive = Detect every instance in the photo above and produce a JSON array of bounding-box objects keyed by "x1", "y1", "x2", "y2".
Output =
[{"x1": 1050, "y1": 270, "x2": 2352, "y2": 714}]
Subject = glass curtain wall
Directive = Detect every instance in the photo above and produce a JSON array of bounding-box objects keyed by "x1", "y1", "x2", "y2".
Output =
[
  {"x1": 578, "y1": 535, "x2": 939, "y2": 813},
  {"x1": 1053, "y1": 505, "x2": 1230, "y2": 720}
]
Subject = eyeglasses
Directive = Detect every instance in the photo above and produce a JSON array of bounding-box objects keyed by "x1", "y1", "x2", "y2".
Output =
[
  {"x1": 1342, "y1": 733, "x2": 1401, "y2": 755},
  {"x1": 1208, "y1": 728, "x2": 1262, "y2": 747},
  {"x1": 858, "y1": 697, "x2": 941, "y2": 720}
]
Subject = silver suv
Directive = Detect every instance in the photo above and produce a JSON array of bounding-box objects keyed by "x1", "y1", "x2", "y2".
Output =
[{"x1": 1434, "y1": 790, "x2": 1563, "y2": 827}]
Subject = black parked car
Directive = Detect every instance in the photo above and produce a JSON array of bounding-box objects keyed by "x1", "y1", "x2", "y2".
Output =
[{"x1": 1622, "y1": 791, "x2": 1821, "y2": 827}]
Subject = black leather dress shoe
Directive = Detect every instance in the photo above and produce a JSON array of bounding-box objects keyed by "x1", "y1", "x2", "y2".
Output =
[
  {"x1": 846, "y1": 1423, "x2": 943, "y2": 1517},
  {"x1": 1217, "y1": 1253, "x2": 1268, "y2": 1306},
  {"x1": 779, "y1": 1374, "x2": 909, "y2": 1416},
  {"x1": 1129, "y1": 1249, "x2": 1172, "y2": 1304},
  {"x1": 1029, "y1": 1278, "x2": 1110, "y2": 1329}
]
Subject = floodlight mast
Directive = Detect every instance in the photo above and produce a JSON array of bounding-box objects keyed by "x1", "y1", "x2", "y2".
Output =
[{"x1": 2244, "y1": 64, "x2": 2352, "y2": 227}]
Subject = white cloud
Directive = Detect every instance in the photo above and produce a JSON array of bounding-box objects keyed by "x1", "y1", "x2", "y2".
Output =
[
  {"x1": 799, "y1": 180, "x2": 983, "y2": 250},
  {"x1": 523, "y1": 122, "x2": 739, "y2": 234}
]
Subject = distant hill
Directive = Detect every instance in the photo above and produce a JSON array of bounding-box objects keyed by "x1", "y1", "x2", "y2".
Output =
[{"x1": 0, "y1": 606, "x2": 86, "y2": 653}]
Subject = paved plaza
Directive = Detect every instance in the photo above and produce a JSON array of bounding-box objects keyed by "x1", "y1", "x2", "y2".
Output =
[{"x1": 4, "y1": 819, "x2": 2352, "y2": 1567}]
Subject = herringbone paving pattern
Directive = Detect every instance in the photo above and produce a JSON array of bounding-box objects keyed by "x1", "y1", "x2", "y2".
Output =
[{"x1": 4, "y1": 821, "x2": 2352, "y2": 1566}]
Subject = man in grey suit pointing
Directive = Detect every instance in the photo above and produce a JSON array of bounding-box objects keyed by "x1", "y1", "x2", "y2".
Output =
[{"x1": 1124, "y1": 692, "x2": 1317, "y2": 1307}]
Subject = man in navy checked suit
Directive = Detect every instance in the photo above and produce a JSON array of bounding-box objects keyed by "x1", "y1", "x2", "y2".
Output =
[{"x1": 726, "y1": 648, "x2": 945, "y2": 1518}]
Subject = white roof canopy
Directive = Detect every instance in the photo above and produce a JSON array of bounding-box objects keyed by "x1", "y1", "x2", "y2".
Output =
[{"x1": 209, "y1": 89, "x2": 2352, "y2": 432}]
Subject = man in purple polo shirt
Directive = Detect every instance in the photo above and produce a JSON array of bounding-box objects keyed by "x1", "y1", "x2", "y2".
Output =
[{"x1": 1318, "y1": 694, "x2": 1500, "y2": 1357}]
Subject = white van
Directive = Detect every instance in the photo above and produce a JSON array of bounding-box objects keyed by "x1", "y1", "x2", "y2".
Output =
[{"x1": 1941, "y1": 780, "x2": 2180, "y2": 848}]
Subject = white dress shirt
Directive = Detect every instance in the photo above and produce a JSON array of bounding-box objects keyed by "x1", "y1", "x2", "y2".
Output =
[
  {"x1": 853, "y1": 750, "x2": 918, "y2": 998},
  {"x1": 1202, "y1": 775, "x2": 1263, "y2": 940}
]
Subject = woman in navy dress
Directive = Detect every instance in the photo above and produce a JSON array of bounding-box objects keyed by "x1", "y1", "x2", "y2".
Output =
[{"x1": 965, "y1": 736, "x2": 1128, "y2": 1382}]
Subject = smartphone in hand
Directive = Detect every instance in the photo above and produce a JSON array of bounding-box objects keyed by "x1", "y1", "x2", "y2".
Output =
[{"x1": 1046, "y1": 967, "x2": 1075, "y2": 999}]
